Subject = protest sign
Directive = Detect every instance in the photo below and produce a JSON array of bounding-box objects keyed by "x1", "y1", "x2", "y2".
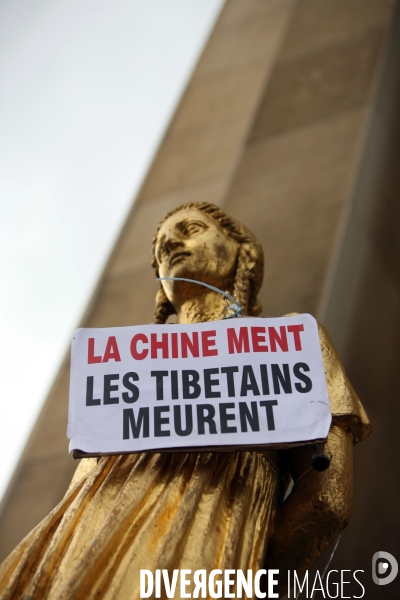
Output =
[{"x1": 68, "y1": 314, "x2": 331, "y2": 456}]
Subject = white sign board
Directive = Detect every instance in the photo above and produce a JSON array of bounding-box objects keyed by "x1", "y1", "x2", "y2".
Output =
[{"x1": 68, "y1": 315, "x2": 331, "y2": 456}]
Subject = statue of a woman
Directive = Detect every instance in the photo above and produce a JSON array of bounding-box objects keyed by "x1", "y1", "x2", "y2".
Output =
[{"x1": 0, "y1": 202, "x2": 370, "y2": 599}]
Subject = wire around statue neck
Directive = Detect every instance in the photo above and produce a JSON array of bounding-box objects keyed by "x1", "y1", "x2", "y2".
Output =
[{"x1": 157, "y1": 277, "x2": 242, "y2": 319}]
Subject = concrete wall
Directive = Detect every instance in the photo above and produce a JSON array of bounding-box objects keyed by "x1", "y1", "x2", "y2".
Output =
[
  {"x1": 319, "y1": 4, "x2": 400, "y2": 596},
  {"x1": 1, "y1": 2, "x2": 398, "y2": 596}
]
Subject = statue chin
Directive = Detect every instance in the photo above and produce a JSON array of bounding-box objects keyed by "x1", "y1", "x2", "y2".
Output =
[{"x1": 0, "y1": 202, "x2": 371, "y2": 600}]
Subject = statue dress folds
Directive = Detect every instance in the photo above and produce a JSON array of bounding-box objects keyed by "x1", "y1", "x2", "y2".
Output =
[{"x1": 0, "y1": 203, "x2": 371, "y2": 600}]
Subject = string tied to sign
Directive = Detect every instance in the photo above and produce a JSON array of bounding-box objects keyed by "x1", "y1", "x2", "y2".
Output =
[{"x1": 157, "y1": 277, "x2": 242, "y2": 318}]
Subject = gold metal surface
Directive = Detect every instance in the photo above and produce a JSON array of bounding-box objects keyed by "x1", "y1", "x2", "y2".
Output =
[{"x1": 0, "y1": 203, "x2": 371, "y2": 599}]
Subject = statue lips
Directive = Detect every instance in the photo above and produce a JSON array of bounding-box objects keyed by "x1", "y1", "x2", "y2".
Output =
[{"x1": 168, "y1": 251, "x2": 191, "y2": 268}]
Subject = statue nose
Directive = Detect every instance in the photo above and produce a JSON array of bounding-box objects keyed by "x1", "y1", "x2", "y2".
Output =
[{"x1": 163, "y1": 236, "x2": 183, "y2": 254}]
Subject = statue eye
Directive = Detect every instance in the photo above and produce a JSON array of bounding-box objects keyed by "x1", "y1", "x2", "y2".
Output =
[
  {"x1": 183, "y1": 221, "x2": 206, "y2": 236},
  {"x1": 156, "y1": 240, "x2": 167, "y2": 261}
]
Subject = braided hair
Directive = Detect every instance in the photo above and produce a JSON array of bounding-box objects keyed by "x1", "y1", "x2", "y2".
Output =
[{"x1": 151, "y1": 202, "x2": 264, "y2": 324}]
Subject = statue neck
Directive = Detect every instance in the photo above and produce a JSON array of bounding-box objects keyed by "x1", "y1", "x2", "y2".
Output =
[{"x1": 175, "y1": 290, "x2": 230, "y2": 324}]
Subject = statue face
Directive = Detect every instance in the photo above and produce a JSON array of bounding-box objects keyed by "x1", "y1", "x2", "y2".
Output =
[{"x1": 155, "y1": 208, "x2": 238, "y2": 290}]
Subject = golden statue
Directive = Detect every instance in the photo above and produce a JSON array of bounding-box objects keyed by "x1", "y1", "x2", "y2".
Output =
[{"x1": 0, "y1": 203, "x2": 370, "y2": 599}]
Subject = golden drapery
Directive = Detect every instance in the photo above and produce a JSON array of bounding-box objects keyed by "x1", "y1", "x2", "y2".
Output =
[{"x1": 0, "y1": 324, "x2": 371, "y2": 600}]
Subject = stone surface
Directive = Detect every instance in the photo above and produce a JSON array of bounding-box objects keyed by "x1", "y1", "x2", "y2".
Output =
[
  {"x1": 85, "y1": 265, "x2": 158, "y2": 329},
  {"x1": 23, "y1": 364, "x2": 71, "y2": 462},
  {"x1": 280, "y1": 0, "x2": 395, "y2": 61},
  {"x1": 250, "y1": 28, "x2": 384, "y2": 140},
  {"x1": 195, "y1": 7, "x2": 293, "y2": 78},
  {"x1": 137, "y1": 0, "x2": 294, "y2": 202},
  {"x1": 220, "y1": 0, "x2": 293, "y2": 28},
  {"x1": 168, "y1": 64, "x2": 269, "y2": 138},
  {"x1": 226, "y1": 108, "x2": 365, "y2": 224},
  {"x1": 139, "y1": 116, "x2": 251, "y2": 200}
]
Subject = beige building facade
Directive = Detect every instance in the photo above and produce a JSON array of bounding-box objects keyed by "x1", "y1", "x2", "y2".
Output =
[{"x1": 1, "y1": 1, "x2": 399, "y2": 596}]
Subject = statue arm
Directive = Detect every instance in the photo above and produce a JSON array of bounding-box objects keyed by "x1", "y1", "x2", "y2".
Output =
[
  {"x1": 263, "y1": 319, "x2": 370, "y2": 596},
  {"x1": 263, "y1": 426, "x2": 352, "y2": 596}
]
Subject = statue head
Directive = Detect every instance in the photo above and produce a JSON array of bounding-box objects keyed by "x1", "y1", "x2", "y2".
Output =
[{"x1": 151, "y1": 202, "x2": 264, "y2": 323}]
